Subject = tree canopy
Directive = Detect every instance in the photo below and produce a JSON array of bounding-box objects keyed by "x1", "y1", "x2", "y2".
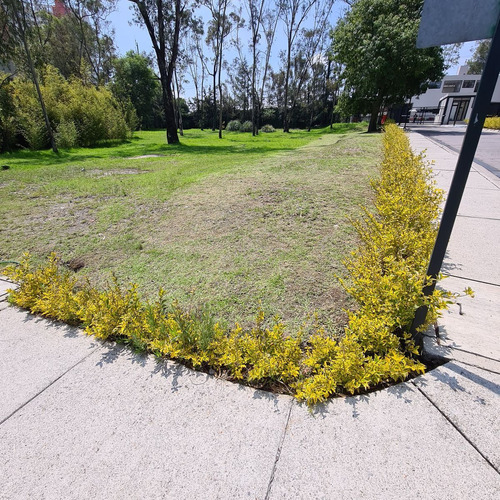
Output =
[
  {"x1": 111, "y1": 51, "x2": 160, "y2": 130},
  {"x1": 331, "y1": 0, "x2": 445, "y2": 132},
  {"x1": 466, "y1": 40, "x2": 491, "y2": 75}
]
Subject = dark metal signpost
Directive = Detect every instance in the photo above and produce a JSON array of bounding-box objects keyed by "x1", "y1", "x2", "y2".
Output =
[{"x1": 410, "y1": 0, "x2": 500, "y2": 345}]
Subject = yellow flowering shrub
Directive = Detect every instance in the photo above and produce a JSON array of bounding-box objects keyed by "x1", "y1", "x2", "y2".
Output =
[
  {"x1": 3, "y1": 124, "x2": 454, "y2": 405},
  {"x1": 6, "y1": 253, "x2": 81, "y2": 325},
  {"x1": 484, "y1": 116, "x2": 500, "y2": 130}
]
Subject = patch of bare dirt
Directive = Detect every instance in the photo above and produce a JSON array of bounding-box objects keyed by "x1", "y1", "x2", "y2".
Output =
[
  {"x1": 127, "y1": 154, "x2": 165, "y2": 159},
  {"x1": 64, "y1": 256, "x2": 86, "y2": 271},
  {"x1": 86, "y1": 168, "x2": 149, "y2": 177}
]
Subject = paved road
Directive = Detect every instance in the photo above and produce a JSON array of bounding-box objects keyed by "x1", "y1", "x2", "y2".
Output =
[{"x1": 407, "y1": 124, "x2": 500, "y2": 177}]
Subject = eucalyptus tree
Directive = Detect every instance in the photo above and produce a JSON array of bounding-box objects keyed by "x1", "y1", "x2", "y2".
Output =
[
  {"x1": 61, "y1": 0, "x2": 116, "y2": 85},
  {"x1": 2, "y1": 0, "x2": 58, "y2": 152},
  {"x1": 285, "y1": 0, "x2": 335, "y2": 128},
  {"x1": 204, "y1": 0, "x2": 241, "y2": 138},
  {"x1": 129, "y1": 0, "x2": 196, "y2": 144},
  {"x1": 279, "y1": 0, "x2": 313, "y2": 131},
  {"x1": 184, "y1": 26, "x2": 205, "y2": 128},
  {"x1": 246, "y1": 0, "x2": 266, "y2": 135},
  {"x1": 257, "y1": 5, "x2": 279, "y2": 127},
  {"x1": 466, "y1": 40, "x2": 491, "y2": 75}
]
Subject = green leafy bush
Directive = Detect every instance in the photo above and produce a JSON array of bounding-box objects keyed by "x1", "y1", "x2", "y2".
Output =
[
  {"x1": 55, "y1": 120, "x2": 78, "y2": 149},
  {"x1": 260, "y1": 124, "x2": 275, "y2": 133},
  {"x1": 0, "y1": 75, "x2": 17, "y2": 152},
  {"x1": 2, "y1": 66, "x2": 131, "y2": 150},
  {"x1": 226, "y1": 120, "x2": 241, "y2": 131},
  {"x1": 240, "y1": 120, "x2": 253, "y2": 132},
  {"x1": 4, "y1": 125, "x2": 454, "y2": 405}
]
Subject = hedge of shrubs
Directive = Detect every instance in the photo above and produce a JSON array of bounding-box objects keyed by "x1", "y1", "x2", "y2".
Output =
[
  {"x1": 224, "y1": 120, "x2": 275, "y2": 133},
  {"x1": 484, "y1": 116, "x2": 500, "y2": 130},
  {"x1": 0, "y1": 66, "x2": 134, "y2": 151},
  {"x1": 4, "y1": 124, "x2": 452, "y2": 405}
]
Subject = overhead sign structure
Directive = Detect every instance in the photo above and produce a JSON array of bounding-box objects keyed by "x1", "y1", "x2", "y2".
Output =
[
  {"x1": 410, "y1": 1, "x2": 500, "y2": 343},
  {"x1": 417, "y1": 0, "x2": 500, "y2": 48}
]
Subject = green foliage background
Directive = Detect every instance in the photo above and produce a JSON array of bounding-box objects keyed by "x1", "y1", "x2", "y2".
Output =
[
  {"x1": 332, "y1": 0, "x2": 444, "y2": 123},
  {"x1": 0, "y1": 66, "x2": 133, "y2": 151}
]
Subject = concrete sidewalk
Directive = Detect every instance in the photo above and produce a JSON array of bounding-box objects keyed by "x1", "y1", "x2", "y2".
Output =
[
  {"x1": 1, "y1": 132, "x2": 499, "y2": 499},
  {"x1": 408, "y1": 131, "x2": 500, "y2": 372}
]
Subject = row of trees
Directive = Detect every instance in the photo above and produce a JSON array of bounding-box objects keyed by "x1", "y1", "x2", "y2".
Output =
[
  {"x1": 0, "y1": 0, "x2": 346, "y2": 149},
  {"x1": 2, "y1": 0, "x2": 476, "y2": 150},
  {"x1": 130, "y1": 0, "x2": 340, "y2": 142}
]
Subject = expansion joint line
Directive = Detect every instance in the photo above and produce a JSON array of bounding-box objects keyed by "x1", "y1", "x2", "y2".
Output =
[
  {"x1": 444, "y1": 274, "x2": 500, "y2": 288},
  {"x1": 265, "y1": 400, "x2": 294, "y2": 499},
  {"x1": 412, "y1": 382, "x2": 500, "y2": 476},
  {"x1": 452, "y1": 360, "x2": 500, "y2": 377},
  {"x1": 0, "y1": 347, "x2": 100, "y2": 426}
]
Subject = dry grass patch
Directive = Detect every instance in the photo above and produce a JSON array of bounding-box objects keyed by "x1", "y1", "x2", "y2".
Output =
[{"x1": 1, "y1": 127, "x2": 380, "y2": 331}]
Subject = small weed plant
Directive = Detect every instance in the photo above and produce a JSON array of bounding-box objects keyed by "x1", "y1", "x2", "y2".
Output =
[{"x1": 4, "y1": 125, "x2": 455, "y2": 405}]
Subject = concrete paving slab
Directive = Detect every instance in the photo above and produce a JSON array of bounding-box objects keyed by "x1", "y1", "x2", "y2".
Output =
[
  {"x1": 414, "y1": 362, "x2": 500, "y2": 471},
  {"x1": 456, "y1": 190, "x2": 500, "y2": 219},
  {"x1": 432, "y1": 170, "x2": 499, "y2": 192},
  {"x1": 0, "y1": 277, "x2": 14, "y2": 298},
  {"x1": 435, "y1": 276, "x2": 500, "y2": 362},
  {"x1": 473, "y1": 164, "x2": 500, "y2": 190},
  {"x1": 0, "y1": 305, "x2": 101, "y2": 422},
  {"x1": 444, "y1": 217, "x2": 500, "y2": 285},
  {"x1": 408, "y1": 133, "x2": 456, "y2": 171},
  {"x1": 268, "y1": 381, "x2": 500, "y2": 500},
  {"x1": 424, "y1": 336, "x2": 500, "y2": 374},
  {"x1": 0, "y1": 346, "x2": 292, "y2": 500}
]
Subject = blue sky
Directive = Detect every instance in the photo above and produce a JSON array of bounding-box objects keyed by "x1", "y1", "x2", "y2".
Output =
[{"x1": 108, "y1": 0, "x2": 476, "y2": 99}]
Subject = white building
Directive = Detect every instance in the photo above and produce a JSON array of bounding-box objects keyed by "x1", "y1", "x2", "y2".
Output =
[{"x1": 410, "y1": 65, "x2": 500, "y2": 124}]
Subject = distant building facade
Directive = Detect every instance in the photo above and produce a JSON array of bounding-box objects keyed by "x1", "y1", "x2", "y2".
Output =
[{"x1": 410, "y1": 65, "x2": 500, "y2": 124}]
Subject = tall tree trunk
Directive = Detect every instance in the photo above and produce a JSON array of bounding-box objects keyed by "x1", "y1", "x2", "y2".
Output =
[
  {"x1": 368, "y1": 96, "x2": 382, "y2": 133},
  {"x1": 218, "y1": 83, "x2": 223, "y2": 139},
  {"x1": 200, "y1": 64, "x2": 205, "y2": 130},
  {"x1": 252, "y1": 41, "x2": 257, "y2": 136},
  {"x1": 283, "y1": 42, "x2": 292, "y2": 133},
  {"x1": 164, "y1": 81, "x2": 179, "y2": 143},
  {"x1": 14, "y1": 4, "x2": 58, "y2": 153},
  {"x1": 158, "y1": 60, "x2": 179, "y2": 144},
  {"x1": 307, "y1": 88, "x2": 314, "y2": 132},
  {"x1": 212, "y1": 72, "x2": 217, "y2": 131},
  {"x1": 218, "y1": 54, "x2": 223, "y2": 139},
  {"x1": 329, "y1": 89, "x2": 336, "y2": 129},
  {"x1": 27, "y1": 48, "x2": 58, "y2": 153},
  {"x1": 130, "y1": 0, "x2": 180, "y2": 144},
  {"x1": 174, "y1": 67, "x2": 183, "y2": 136}
]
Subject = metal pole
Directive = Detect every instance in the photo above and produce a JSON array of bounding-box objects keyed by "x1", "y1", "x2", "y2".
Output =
[{"x1": 410, "y1": 16, "x2": 500, "y2": 346}]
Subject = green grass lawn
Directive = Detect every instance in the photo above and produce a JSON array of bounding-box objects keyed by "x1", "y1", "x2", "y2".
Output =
[{"x1": 0, "y1": 124, "x2": 381, "y2": 330}]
